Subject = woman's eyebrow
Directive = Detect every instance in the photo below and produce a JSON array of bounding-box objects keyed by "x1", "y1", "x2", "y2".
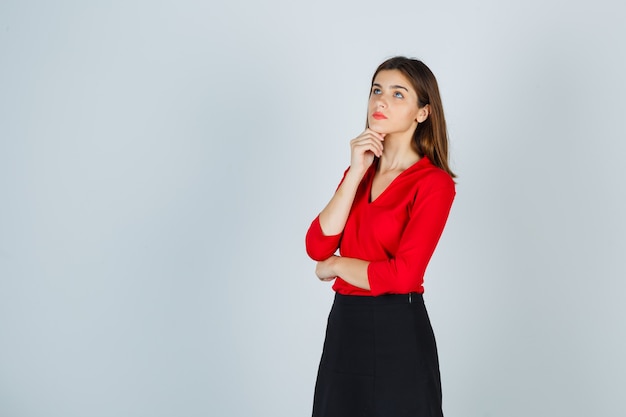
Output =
[
  {"x1": 372, "y1": 83, "x2": 409, "y2": 92},
  {"x1": 391, "y1": 84, "x2": 409, "y2": 92}
]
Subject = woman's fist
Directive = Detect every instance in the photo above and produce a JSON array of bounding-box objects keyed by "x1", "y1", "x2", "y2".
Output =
[{"x1": 349, "y1": 129, "x2": 385, "y2": 174}]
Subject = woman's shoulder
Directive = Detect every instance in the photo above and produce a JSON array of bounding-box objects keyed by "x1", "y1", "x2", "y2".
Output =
[{"x1": 410, "y1": 157, "x2": 455, "y2": 192}]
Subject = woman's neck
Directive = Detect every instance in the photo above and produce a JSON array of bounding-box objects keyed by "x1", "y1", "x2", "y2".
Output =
[{"x1": 378, "y1": 133, "x2": 420, "y2": 172}]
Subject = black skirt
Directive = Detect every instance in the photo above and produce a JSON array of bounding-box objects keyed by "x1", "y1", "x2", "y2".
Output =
[{"x1": 312, "y1": 292, "x2": 443, "y2": 417}]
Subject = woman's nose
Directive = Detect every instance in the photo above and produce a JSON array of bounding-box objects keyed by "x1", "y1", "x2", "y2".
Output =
[{"x1": 374, "y1": 95, "x2": 387, "y2": 108}]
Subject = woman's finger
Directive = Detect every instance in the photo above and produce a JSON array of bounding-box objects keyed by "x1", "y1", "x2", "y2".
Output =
[{"x1": 352, "y1": 138, "x2": 384, "y2": 156}]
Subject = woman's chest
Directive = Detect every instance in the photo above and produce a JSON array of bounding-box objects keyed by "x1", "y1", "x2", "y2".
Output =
[{"x1": 344, "y1": 189, "x2": 414, "y2": 254}]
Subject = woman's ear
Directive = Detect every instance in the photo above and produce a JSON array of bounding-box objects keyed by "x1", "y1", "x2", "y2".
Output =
[{"x1": 416, "y1": 104, "x2": 430, "y2": 123}]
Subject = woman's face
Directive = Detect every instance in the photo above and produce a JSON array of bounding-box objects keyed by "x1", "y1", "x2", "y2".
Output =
[{"x1": 367, "y1": 69, "x2": 428, "y2": 136}]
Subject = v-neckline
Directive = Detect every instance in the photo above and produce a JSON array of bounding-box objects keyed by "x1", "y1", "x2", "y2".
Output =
[{"x1": 367, "y1": 157, "x2": 423, "y2": 204}]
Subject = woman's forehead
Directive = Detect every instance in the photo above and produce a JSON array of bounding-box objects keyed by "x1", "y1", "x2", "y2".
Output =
[{"x1": 373, "y1": 70, "x2": 413, "y2": 89}]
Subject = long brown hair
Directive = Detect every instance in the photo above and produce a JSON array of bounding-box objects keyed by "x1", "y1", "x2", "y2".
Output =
[{"x1": 371, "y1": 57, "x2": 455, "y2": 178}]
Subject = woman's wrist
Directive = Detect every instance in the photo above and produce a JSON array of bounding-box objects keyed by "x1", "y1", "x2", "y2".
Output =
[
  {"x1": 328, "y1": 255, "x2": 340, "y2": 275},
  {"x1": 345, "y1": 165, "x2": 368, "y2": 181}
]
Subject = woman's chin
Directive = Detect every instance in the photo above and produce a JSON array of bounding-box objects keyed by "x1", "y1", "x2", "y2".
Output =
[{"x1": 368, "y1": 121, "x2": 389, "y2": 134}]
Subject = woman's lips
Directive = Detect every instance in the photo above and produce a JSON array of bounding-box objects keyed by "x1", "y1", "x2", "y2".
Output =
[{"x1": 372, "y1": 112, "x2": 387, "y2": 120}]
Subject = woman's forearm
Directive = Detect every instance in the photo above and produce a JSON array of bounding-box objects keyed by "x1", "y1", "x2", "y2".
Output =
[
  {"x1": 318, "y1": 129, "x2": 384, "y2": 236},
  {"x1": 316, "y1": 256, "x2": 371, "y2": 290},
  {"x1": 318, "y1": 169, "x2": 365, "y2": 235}
]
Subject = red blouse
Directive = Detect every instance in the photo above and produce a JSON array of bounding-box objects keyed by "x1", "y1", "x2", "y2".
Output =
[{"x1": 305, "y1": 156, "x2": 455, "y2": 296}]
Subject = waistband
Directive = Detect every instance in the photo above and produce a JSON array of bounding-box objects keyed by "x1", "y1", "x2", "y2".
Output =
[{"x1": 334, "y1": 292, "x2": 423, "y2": 305}]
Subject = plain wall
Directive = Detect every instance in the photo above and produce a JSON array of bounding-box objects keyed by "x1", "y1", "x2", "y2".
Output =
[{"x1": 1, "y1": 1, "x2": 625, "y2": 416}]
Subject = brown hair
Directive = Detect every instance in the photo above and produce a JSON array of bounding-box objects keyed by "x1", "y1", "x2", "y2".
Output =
[{"x1": 370, "y1": 56, "x2": 455, "y2": 178}]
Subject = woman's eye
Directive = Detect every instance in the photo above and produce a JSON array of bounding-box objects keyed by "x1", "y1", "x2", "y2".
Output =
[
  {"x1": 394, "y1": 91, "x2": 404, "y2": 98},
  {"x1": 372, "y1": 88, "x2": 381, "y2": 95}
]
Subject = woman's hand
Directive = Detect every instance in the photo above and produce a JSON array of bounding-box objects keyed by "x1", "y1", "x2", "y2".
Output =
[
  {"x1": 316, "y1": 256, "x2": 338, "y2": 282},
  {"x1": 349, "y1": 129, "x2": 385, "y2": 175},
  {"x1": 315, "y1": 256, "x2": 371, "y2": 290}
]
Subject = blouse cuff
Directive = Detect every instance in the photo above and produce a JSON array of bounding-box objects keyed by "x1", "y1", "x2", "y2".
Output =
[
  {"x1": 367, "y1": 260, "x2": 423, "y2": 296},
  {"x1": 305, "y1": 216, "x2": 342, "y2": 261}
]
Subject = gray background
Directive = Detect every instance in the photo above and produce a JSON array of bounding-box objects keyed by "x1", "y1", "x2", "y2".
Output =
[{"x1": 1, "y1": 1, "x2": 625, "y2": 416}]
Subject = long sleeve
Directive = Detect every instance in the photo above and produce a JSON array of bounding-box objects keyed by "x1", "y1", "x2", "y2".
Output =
[
  {"x1": 367, "y1": 181, "x2": 455, "y2": 296},
  {"x1": 305, "y1": 216, "x2": 343, "y2": 261}
]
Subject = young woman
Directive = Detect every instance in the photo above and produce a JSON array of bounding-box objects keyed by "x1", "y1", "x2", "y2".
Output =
[{"x1": 305, "y1": 56, "x2": 456, "y2": 417}]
